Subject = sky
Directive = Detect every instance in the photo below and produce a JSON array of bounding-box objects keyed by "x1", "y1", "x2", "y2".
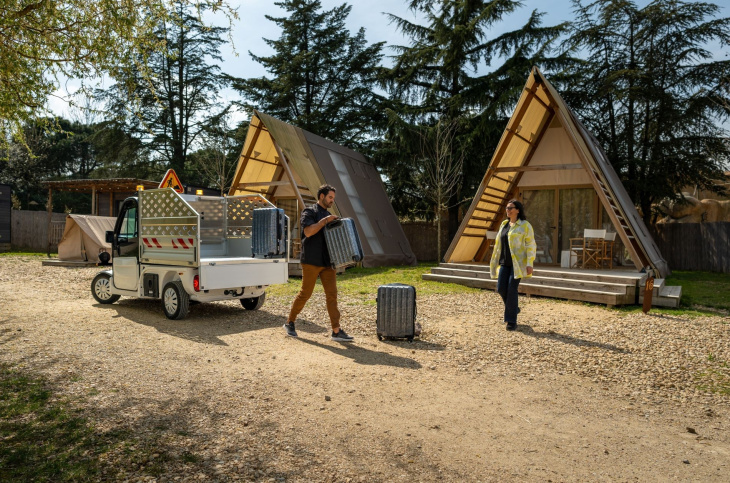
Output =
[
  {"x1": 218, "y1": 0, "x2": 577, "y2": 80},
  {"x1": 51, "y1": 0, "x2": 728, "y2": 122}
]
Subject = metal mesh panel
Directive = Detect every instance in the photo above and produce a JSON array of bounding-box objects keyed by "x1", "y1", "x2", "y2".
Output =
[
  {"x1": 227, "y1": 195, "x2": 273, "y2": 237},
  {"x1": 140, "y1": 189, "x2": 198, "y2": 238},
  {"x1": 189, "y1": 198, "x2": 226, "y2": 239}
]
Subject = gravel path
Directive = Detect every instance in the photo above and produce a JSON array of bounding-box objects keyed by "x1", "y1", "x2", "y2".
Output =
[{"x1": 1, "y1": 256, "x2": 729, "y2": 481}]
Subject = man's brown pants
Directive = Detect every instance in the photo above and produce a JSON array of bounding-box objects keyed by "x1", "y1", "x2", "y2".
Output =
[{"x1": 287, "y1": 264, "x2": 340, "y2": 330}]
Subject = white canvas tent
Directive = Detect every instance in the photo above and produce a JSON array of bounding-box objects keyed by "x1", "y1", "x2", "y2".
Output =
[
  {"x1": 58, "y1": 214, "x2": 116, "y2": 263},
  {"x1": 444, "y1": 67, "x2": 670, "y2": 277}
]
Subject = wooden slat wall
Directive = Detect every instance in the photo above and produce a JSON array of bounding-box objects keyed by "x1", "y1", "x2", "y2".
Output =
[
  {"x1": 650, "y1": 222, "x2": 730, "y2": 273},
  {"x1": 11, "y1": 210, "x2": 67, "y2": 252}
]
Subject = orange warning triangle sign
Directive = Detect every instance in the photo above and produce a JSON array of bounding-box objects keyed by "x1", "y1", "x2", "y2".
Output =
[{"x1": 159, "y1": 169, "x2": 184, "y2": 193}]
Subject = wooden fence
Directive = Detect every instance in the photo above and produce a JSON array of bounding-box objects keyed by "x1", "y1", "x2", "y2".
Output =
[
  {"x1": 11, "y1": 210, "x2": 67, "y2": 252},
  {"x1": 401, "y1": 221, "x2": 450, "y2": 262},
  {"x1": 650, "y1": 222, "x2": 730, "y2": 273}
]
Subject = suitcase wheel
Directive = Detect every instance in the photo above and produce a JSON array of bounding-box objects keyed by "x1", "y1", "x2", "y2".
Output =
[
  {"x1": 377, "y1": 334, "x2": 383, "y2": 341},
  {"x1": 407, "y1": 337, "x2": 414, "y2": 343}
]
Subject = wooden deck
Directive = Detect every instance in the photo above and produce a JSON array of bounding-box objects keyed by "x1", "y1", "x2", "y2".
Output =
[{"x1": 423, "y1": 263, "x2": 681, "y2": 308}]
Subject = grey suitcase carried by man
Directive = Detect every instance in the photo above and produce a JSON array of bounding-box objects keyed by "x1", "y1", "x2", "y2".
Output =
[
  {"x1": 376, "y1": 283, "x2": 419, "y2": 342},
  {"x1": 252, "y1": 207, "x2": 288, "y2": 258},
  {"x1": 323, "y1": 217, "x2": 363, "y2": 269}
]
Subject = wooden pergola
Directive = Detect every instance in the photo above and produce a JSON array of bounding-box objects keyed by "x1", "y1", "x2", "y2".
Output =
[{"x1": 42, "y1": 178, "x2": 158, "y2": 255}]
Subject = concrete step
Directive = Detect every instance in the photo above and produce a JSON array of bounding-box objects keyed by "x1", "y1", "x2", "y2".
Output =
[{"x1": 422, "y1": 273, "x2": 630, "y2": 306}]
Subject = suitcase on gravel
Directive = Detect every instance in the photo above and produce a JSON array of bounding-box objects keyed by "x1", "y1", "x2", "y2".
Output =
[
  {"x1": 323, "y1": 218, "x2": 363, "y2": 269},
  {"x1": 376, "y1": 283, "x2": 419, "y2": 342},
  {"x1": 252, "y1": 207, "x2": 288, "y2": 258}
]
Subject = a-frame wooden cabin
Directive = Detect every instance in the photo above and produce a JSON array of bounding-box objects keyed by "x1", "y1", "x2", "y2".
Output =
[
  {"x1": 424, "y1": 68, "x2": 677, "y2": 307},
  {"x1": 229, "y1": 111, "x2": 416, "y2": 268}
]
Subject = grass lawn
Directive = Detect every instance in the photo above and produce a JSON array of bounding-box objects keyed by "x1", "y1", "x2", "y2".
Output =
[
  {"x1": 0, "y1": 363, "x2": 110, "y2": 481},
  {"x1": 265, "y1": 262, "x2": 481, "y2": 300},
  {"x1": 4, "y1": 253, "x2": 727, "y2": 313},
  {"x1": 665, "y1": 270, "x2": 730, "y2": 311}
]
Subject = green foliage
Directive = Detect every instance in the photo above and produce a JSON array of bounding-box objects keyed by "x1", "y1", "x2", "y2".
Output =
[
  {"x1": 378, "y1": 0, "x2": 573, "y2": 226},
  {"x1": 0, "y1": 0, "x2": 236, "y2": 158},
  {"x1": 566, "y1": 0, "x2": 730, "y2": 223},
  {"x1": 230, "y1": 0, "x2": 387, "y2": 155},
  {"x1": 99, "y1": 1, "x2": 231, "y2": 175}
]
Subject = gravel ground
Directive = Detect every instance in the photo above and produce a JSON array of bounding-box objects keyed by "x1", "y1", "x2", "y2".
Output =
[{"x1": 1, "y1": 256, "x2": 730, "y2": 482}]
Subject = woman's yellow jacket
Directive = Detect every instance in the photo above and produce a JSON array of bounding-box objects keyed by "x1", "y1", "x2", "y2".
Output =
[{"x1": 489, "y1": 219, "x2": 537, "y2": 279}]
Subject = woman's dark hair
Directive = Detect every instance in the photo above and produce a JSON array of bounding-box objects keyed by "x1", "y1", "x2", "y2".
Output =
[
  {"x1": 508, "y1": 199, "x2": 527, "y2": 221},
  {"x1": 317, "y1": 184, "x2": 336, "y2": 199}
]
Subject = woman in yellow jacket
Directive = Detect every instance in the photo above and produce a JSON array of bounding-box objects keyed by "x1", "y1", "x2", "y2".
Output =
[{"x1": 489, "y1": 199, "x2": 537, "y2": 330}]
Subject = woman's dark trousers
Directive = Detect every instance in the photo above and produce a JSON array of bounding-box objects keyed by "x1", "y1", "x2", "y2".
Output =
[{"x1": 496, "y1": 264, "x2": 521, "y2": 324}]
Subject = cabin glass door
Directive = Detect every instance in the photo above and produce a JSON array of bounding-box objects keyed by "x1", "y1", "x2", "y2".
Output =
[{"x1": 522, "y1": 189, "x2": 557, "y2": 264}]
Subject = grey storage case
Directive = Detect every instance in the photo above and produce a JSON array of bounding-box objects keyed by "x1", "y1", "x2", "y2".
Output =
[
  {"x1": 252, "y1": 207, "x2": 288, "y2": 258},
  {"x1": 323, "y1": 218, "x2": 363, "y2": 269},
  {"x1": 376, "y1": 283, "x2": 418, "y2": 342}
]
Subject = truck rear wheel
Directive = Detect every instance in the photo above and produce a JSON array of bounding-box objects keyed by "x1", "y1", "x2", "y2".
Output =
[
  {"x1": 91, "y1": 272, "x2": 120, "y2": 304},
  {"x1": 240, "y1": 293, "x2": 265, "y2": 310},
  {"x1": 162, "y1": 281, "x2": 190, "y2": 320}
]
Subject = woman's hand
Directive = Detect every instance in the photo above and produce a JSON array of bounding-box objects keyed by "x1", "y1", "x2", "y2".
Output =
[{"x1": 526, "y1": 266, "x2": 533, "y2": 276}]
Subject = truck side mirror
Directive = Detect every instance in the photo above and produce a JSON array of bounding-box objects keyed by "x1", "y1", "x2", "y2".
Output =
[{"x1": 106, "y1": 231, "x2": 115, "y2": 244}]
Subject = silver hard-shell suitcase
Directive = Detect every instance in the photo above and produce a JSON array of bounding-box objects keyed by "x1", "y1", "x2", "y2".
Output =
[
  {"x1": 376, "y1": 283, "x2": 419, "y2": 342},
  {"x1": 323, "y1": 218, "x2": 363, "y2": 269},
  {"x1": 252, "y1": 207, "x2": 288, "y2": 258}
]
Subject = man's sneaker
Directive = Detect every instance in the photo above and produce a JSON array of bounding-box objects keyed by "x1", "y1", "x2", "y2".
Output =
[
  {"x1": 506, "y1": 322, "x2": 517, "y2": 331},
  {"x1": 331, "y1": 328, "x2": 354, "y2": 342},
  {"x1": 283, "y1": 322, "x2": 298, "y2": 337}
]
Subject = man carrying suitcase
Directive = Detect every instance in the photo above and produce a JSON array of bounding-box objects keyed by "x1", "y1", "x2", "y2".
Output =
[{"x1": 284, "y1": 184, "x2": 354, "y2": 342}]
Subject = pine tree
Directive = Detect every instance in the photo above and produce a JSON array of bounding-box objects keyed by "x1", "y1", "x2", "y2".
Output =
[
  {"x1": 229, "y1": 0, "x2": 386, "y2": 154},
  {"x1": 380, "y1": 0, "x2": 571, "y2": 237},
  {"x1": 567, "y1": 0, "x2": 730, "y2": 223},
  {"x1": 99, "y1": 0, "x2": 230, "y2": 176}
]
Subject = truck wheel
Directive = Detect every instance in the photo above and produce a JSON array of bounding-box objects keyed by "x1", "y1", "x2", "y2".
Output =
[
  {"x1": 240, "y1": 293, "x2": 265, "y2": 310},
  {"x1": 91, "y1": 272, "x2": 120, "y2": 304},
  {"x1": 162, "y1": 281, "x2": 190, "y2": 320}
]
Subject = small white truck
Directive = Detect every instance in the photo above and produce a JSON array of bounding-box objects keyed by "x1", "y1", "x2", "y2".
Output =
[{"x1": 91, "y1": 188, "x2": 289, "y2": 319}]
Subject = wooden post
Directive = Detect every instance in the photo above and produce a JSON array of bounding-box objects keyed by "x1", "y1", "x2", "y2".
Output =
[
  {"x1": 91, "y1": 186, "x2": 97, "y2": 215},
  {"x1": 46, "y1": 187, "x2": 53, "y2": 257},
  {"x1": 642, "y1": 269, "x2": 655, "y2": 313}
]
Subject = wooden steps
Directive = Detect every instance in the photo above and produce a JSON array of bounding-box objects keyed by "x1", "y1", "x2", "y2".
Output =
[
  {"x1": 638, "y1": 278, "x2": 682, "y2": 308},
  {"x1": 423, "y1": 263, "x2": 681, "y2": 307}
]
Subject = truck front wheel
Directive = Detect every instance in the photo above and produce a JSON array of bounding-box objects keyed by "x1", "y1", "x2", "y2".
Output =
[
  {"x1": 91, "y1": 272, "x2": 120, "y2": 304},
  {"x1": 240, "y1": 293, "x2": 265, "y2": 310},
  {"x1": 162, "y1": 281, "x2": 190, "y2": 320}
]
